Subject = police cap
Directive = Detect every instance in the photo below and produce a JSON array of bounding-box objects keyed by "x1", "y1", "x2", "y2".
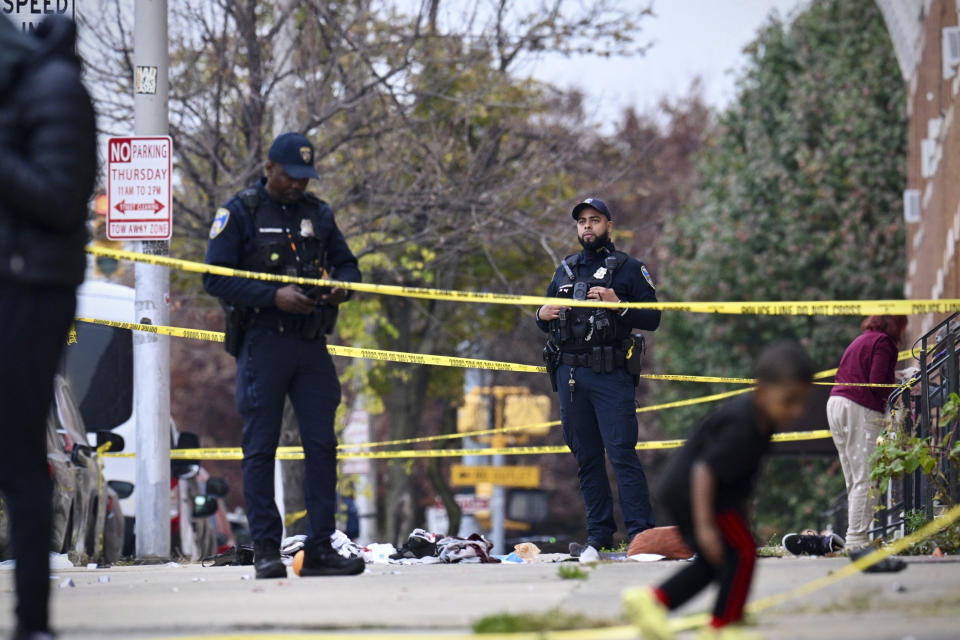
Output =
[
  {"x1": 571, "y1": 197, "x2": 612, "y2": 220},
  {"x1": 268, "y1": 132, "x2": 320, "y2": 180}
]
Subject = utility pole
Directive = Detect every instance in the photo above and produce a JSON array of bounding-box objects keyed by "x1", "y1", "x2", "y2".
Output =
[
  {"x1": 133, "y1": 0, "x2": 171, "y2": 562},
  {"x1": 489, "y1": 389, "x2": 506, "y2": 555}
]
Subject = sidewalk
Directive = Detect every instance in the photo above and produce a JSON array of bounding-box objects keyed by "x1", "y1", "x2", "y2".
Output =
[{"x1": 1, "y1": 557, "x2": 958, "y2": 639}]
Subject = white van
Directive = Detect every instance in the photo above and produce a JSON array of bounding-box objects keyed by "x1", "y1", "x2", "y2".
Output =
[{"x1": 66, "y1": 280, "x2": 219, "y2": 559}]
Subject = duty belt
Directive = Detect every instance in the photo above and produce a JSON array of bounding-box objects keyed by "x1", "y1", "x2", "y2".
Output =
[
  {"x1": 559, "y1": 347, "x2": 626, "y2": 371},
  {"x1": 246, "y1": 312, "x2": 307, "y2": 335}
]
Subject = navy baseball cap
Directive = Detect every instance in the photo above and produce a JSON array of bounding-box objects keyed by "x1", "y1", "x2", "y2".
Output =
[
  {"x1": 268, "y1": 132, "x2": 320, "y2": 180},
  {"x1": 571, "y1": 197, "x2": 612, "y2": 220}
]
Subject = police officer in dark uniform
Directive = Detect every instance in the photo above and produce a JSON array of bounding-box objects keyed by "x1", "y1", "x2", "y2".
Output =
[
  {"x1": 536, "y1": 198, "x2": 660, "y2": 555},
  {"x1": 203, "y1": 132, "x2": 364, "y2": 578}
]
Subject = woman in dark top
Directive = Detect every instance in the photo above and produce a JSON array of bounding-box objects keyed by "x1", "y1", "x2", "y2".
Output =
[{"x1": 827, "y1": 315, "x2": 906, "y2": 550}]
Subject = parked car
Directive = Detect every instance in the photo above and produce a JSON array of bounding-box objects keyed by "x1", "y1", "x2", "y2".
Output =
[{"x1": 0, "y1": 375, "x2": 126, "y2": 565}]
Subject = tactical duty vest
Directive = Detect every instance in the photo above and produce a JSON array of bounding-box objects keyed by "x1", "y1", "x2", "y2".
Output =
[
  {"x1": 549, "y1": 251, "x2": 628, "y2": 351},
  {"x1": 238, "y1": 188, "x2": 328, "y2": 279}
]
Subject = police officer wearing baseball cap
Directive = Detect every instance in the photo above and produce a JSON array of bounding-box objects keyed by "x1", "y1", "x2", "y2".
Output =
[
  {"x1": 536, "y1": 197, "x2": 661, "y2": 556},
  {"x1": 203, "y1": 132, "x2": 364, "y2": 578}
]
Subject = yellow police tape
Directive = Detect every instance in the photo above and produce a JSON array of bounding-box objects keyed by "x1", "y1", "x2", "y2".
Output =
[
  {"x1": 102, "y1": 429, "x2": 833, "y2": 461},
  {"x1": 74, "y1": 316, "x2": 900, "y2": 388},
  {"x1": 88, "y1": 245, "x2": 960, "y2": 316},
  {"x1": 157, "y1": 504, "x2": 960, "y2": 640},
  {"x1": 78, "y1": 316, "x2": 919, "y2": 456}
]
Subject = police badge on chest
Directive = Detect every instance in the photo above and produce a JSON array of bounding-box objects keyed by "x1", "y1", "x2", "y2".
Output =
[{"x1": 300, "y1": 218, "x2": 315, "y2": 238}]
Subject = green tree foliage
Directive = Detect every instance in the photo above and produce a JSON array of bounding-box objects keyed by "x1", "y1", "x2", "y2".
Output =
[
  {"x1": 657, "y1": 0, "x2": 906, "y2": 535},
  {"x1": 659, "y1": 0, "x2": 906, "y2": 435}
]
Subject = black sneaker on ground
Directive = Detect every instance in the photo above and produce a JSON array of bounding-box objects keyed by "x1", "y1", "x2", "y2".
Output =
[
  {"x1": 299, "y1": 539, "x2": 365, "y2": 576},
  {"x1": 569, "y1": 539, "x2": 612, "y2": 558},
  {"x1": 782, "y1": 533, "x2": 845, "y2": 556},
  {"x1": 254, "y1": 554, "x2": 287, "y2": 579}
]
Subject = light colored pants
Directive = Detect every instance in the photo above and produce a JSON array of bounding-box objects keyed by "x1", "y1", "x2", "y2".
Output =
[{"x1": 826, "y1": 396, "x2": 885, "y2": 548}]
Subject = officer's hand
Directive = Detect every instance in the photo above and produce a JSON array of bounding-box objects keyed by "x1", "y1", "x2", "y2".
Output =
[
  {"x1": 274, "y1": 285, "x2": 316, "y2": 314},
  {"x1": 321, "y1": 287, "x2": 348, "y2": 306},
  {"x1": 537, "y1": 305, "x2": 569, "y2": 321},
  {"x1": 587, "y1": 287, "x2": 619, "y2": 303}
]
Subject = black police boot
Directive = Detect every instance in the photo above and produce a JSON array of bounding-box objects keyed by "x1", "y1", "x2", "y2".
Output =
[
  {"x1": 254, "y1": 552, "x2": 287, "y2": 579},
  {"x1": 299, "y1": 538, "x2": 365, "y2": 577}
]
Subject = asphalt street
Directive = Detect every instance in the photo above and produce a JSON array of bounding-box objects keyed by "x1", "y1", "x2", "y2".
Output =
[{"x1": 1, "y1": 557, "x2": 958, "y2": 639}]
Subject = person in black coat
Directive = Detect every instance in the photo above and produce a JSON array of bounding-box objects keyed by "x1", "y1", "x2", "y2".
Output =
[{"x1": 0, "y1": 14, "x2": 97, "y2": 640}]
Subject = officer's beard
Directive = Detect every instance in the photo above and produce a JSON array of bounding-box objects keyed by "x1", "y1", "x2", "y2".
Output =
[{"x1": 578, "y1": 229, "x2": 610, "y2": 252}]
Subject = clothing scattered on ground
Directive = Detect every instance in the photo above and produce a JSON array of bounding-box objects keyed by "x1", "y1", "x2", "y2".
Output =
[
  {"x1": 627, "y1": 526, "x2": 695, "y2": 560},
  {"x1": 280, "y1": 531, "x2": 363, "y2": 560}
]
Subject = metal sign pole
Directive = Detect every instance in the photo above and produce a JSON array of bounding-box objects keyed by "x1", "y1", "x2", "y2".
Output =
[{"x1": 132, "y1": 0, "x2": 171, "y2": 562}]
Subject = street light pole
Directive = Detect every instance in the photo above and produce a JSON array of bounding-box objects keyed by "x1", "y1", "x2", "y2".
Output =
[{"x1": 133, "y1": 0, "x2": 171, "y2": 562}]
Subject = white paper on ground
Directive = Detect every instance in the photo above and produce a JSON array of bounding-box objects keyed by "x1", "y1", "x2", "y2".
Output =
[{"x1": 628, "y1": 553, "x2": 666, "y2": 562}]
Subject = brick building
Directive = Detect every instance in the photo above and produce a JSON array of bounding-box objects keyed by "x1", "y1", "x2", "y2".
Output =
[{"x1": 878, "y1": 0, "x2": 960, "y2": 338}]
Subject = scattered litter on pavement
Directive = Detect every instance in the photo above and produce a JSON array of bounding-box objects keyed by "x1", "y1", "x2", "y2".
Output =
[
  {"x1": 85, "y1": 563, "x2": 97, "y2": 570},
  {"x1": 171, "y1": 587, "x2": 179, "y2": 593},
  {"x1": 363, "y1": 543, "x2": 397, "y2": 564},
  {"x1": 58, "y1": 578, "x2": 75, "y2": 589},
  {"x1": 191, "y1": 577, "x2": 206, "y2": 583},
  {"x1": 579, "y1": 545, "x2": 600, "y2": 563},
  {"x1": 893, "y1": 582, "x2": 907, "y2": 592},
  {"x1": 1, "y1": 553, "x2": 74, "y2": 571},
  {"x1": 240, "y1": 574, "x2": 252, "y2": 580},
  {"x1": 514, "y1": 542, "x2": 541, "y2": 561},
  {"x1": 628, "y1": 553, "x2": 666, "y2": 562},
  {"x1": 97, "y1": 576, "x2": 110, "y2": 583},
  {"x1": 163, "y1": 561, "x2": 182, "y2": 568},
  {"x1": 496, "y1": 552, "x2": 524, "y2": 563}
]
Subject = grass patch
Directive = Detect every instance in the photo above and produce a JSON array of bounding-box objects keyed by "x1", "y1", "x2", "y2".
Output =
[
  {"x1": 757, "y1": 546, "x2": 785, "y2": 558},
  {"x1": 473, "y1": 609, "x2": 612, "y2": 633},
  {"x1": 557, "y1": 564, "x2": 589, "y2": 580}
]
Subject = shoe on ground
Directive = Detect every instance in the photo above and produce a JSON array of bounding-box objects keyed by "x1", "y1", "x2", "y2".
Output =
[
  {"x1": 298, "y1": 539, "x2": 365, "y2": 576},
  {"x1": 848, "y1": 547, "x2": 906, "y2": 573},
  {"x1": 254, "y1": 553, "x2": 287, "y2": 579},
  {"x1": 696, "y1": 624, "x2": 763, "y2": 639},
  {"x1": 782, "y1": 532, "x2": 844, "y2": 556},
  {"x1": 622, "y1": 586, "x2": 673, "y2": 640},
  {"x1": 569, "y1": 538, "x2": 613, "y2": 558}
]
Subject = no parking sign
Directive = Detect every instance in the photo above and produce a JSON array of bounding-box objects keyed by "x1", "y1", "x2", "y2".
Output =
[{"x1": 106, "y1": 136, "x2": 173, "y2": 240}]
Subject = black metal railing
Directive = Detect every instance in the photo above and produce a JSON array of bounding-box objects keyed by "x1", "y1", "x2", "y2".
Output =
[
  {"x1": 875, "y1": 313, "x2": 960, "y2": 538},
  {"x1": 818, "y1": 314, "x2": 960, "y2": 540}
]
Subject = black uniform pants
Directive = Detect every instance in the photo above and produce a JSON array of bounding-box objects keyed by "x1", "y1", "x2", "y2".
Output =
[
  {"x1": 0, "y1": 281, "x2": 76, "y2": 632},
  {"x1": 236, "y1": 326, "x2": 341, "y2": 555},
  {"x1": 657, "y1": 509, "x2": 757, "y2": 627},
  {"x1": 557, "y1": 363, "x2": 654, "y2": 542}
]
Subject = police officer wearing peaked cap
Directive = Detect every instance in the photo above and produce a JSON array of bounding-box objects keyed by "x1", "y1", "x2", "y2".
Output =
[
  {"x1": 203, "y1": 132, "x2": 364, "y2": 578},
  {"x1": 536, "y1": 197, "x2": 660, "y2": 555}
]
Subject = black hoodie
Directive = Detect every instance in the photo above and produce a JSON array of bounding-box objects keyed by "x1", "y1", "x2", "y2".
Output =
[{"x1": 0, "y1": 15, "x2": 96, "y2": 287}]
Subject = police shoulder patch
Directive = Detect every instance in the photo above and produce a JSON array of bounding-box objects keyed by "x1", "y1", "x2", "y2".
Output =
[
  {"x1": 641, "y1": 264, "x2": 656, "y2": 290},
  {"x1": 209, "y1": 208, "x2": 230, "y2": 239}
]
